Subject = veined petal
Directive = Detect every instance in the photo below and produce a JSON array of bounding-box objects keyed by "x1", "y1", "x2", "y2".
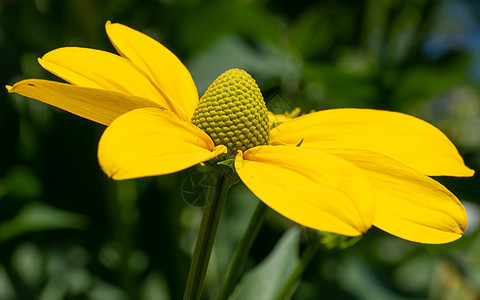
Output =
[
  {"x1": 39, "y1": 47, "x2": 173, "y2": 110},
  {"x1": 6, "y1": 79, "x2": 161, "y2": 125},
  {"x1": 105, "y1": 21, "x2": 198, "y2": 121},
  {"x1": 270, "y1": 109, "x2": 474, "y2": 177},
  {"x1": 235, "y1": 146, "x2": 374, "y2": 236},
  {"x1": 98, "y1": 108, "x2": 226, "y2": 180},
  {"x1": 322, "y1": 148, "x2": 468, "y2": 244}
]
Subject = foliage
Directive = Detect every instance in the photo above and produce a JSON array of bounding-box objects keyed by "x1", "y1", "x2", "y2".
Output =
[{"x1": 1, "y1": 0, "x2": 479, "y2": 299}]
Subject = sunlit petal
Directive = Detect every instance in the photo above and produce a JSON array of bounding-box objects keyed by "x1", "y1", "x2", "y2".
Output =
[
  {"x1": 98, "y1": 108, "x2": 226, "y2": 180},
  {"x1": 270, "y1": 108, "x2": 474, "y2": 177},
  {"x1": 105, "y1": 21, "x2": 198, "y2": 121},
  {"x1": 235, "y1": 146, "x2": 374, "y2": 236},
  {"x1": 39, "y1": 47, "x2": 172, "y2": 110},
  {"x1": 322, "y1": 148, "x2": 468, "y2": 244},
  {"x1": 6, "y1": 79, "x2": 161, "y2": 125}
]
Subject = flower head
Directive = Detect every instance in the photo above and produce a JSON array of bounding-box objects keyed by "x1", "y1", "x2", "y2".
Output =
[
  {"x1": 191, "y1": 69, "x2": 270, "y2": 157},
  {"x1": 7, "y1": 22, "x2": 474, "y2": 244}
]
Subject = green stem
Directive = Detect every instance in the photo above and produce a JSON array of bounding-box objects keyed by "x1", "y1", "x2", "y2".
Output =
[
  {"x1": 217, "y1": 201, "x2": 269, "y2": 300},
  {"x1": 183, "y1": 175, "x2": 233, "y2": 300},
  {"x1": 274, "y1": 244, "x2": 319, "y2": 300}
]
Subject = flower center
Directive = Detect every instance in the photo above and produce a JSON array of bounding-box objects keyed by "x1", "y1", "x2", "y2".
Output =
[{"x1": 191, "y1": 69, "x2": 270, "y2": 157}]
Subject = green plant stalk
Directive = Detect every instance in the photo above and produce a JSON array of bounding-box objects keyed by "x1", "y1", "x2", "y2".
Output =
[
  {"x1": 183, "y1": 175, "x2": 233, "y2": 300},
  {"x1": 217, "y1": 201, "x2": 269, "y2": 300},
  {"x1": 274, "y1": 244, "x2": 319, "y2": 300}
]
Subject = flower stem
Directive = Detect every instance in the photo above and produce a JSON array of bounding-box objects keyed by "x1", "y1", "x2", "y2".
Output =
[
  {"x1": 274, "y1": 243, "x2": 319, "y2": 300},
  {"x1": 183, "y1": 174, "x2": 233, "y2": 300},
  {"x1": 216, "y1": 201, "x2": 269, "y2": 300}
]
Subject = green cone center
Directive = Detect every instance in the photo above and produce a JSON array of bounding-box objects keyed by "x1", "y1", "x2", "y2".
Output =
[{"x1": 191, "y1": 69, "x2": 270, "y2": 157}]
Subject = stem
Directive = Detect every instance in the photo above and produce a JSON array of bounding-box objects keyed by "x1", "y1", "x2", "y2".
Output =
[
  {"x1": 217, "y1": 201, "x2": 269, "y2": 300},
  {"x1": 274, "y1": 244, "x2": 319, "y2": 300},
  {"x1": 183, "y1": 175, "x2": 232, "y2": 300}
]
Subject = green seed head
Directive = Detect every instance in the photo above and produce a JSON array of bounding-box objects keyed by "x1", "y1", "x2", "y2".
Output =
[{"x1": 191, "y1": 69, "x2": 269, "y2": 157}]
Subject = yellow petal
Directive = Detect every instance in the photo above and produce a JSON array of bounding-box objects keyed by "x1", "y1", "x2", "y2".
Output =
[
  {"x1": 322, "y1": 148, "x2": 468, "y2": 244},
  {"x1": 6, "y1": 79, "x2": 161, "y2": 125},
  {"x1": 39, "y1": 47, "x2": 172, "y2": 110},
  {"x1": 270, "y1": 109, "x2": 474, "y2": 177},
  {"x1": 105, "y1": 21, "x2": 198, "y2": 121},
  {"x1": 98, "y1": 108, "x2": 226, "y2": 180},
  {"x1": 235, "y1": 146, "x2": 374, "y2": 236}
]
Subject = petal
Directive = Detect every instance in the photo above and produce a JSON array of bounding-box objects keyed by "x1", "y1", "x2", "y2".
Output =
[
  {"x1": 98, "y1": 108, "x2": 226, "y2": 180},
  {"x1": 322, "y1": 148, "x2": 468, "y2": 244},
  {"x1": 270, "y1": 109, "x2": 474, "y2": 177},
  {"x1": 39, "y1": 47, "x2": 174, "y2": 111},
  {"x1": 6, "y1": 79, "x2": 161, "y2": 125},
  {"x1": 235, "y1": 145, "x2": 374, "y2": 236},
  {"x1": 105, "y1": 21, "x2": 198, "y2": 121}
]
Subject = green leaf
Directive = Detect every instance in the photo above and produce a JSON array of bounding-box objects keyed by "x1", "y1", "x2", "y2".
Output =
[
  {"x1": 338, "y1": 256, "x2": 425, "y2": 300},
  {"x1": 391, "y1": 56, "x2": 472, "y2": 108},
  {"x1": 230, "y1": 227, "x2": 301, "y2": 300},
  {"x1": 177, "y1": 1, "x2": 281, "y2": 51},
  {"x1": 303, "y1": 63, "x2": 378, "y2": 108},
  {"x1": 0, "y1": 202, "x2": 88, "y2": 242},
  {"x1": 0, "y1": 166, "x2": 43, "y2": 199},
  {"x1": 189, "y1": 36, "x2": 301, "y2": 94},
  {"x1": 217, "y1": 159, "x2": 235, "y2": 171}
]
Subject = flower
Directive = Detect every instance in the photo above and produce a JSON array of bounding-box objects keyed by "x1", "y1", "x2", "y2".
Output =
[{"x1": 7, "y1": 22, "x2": 474, "y2": 244}]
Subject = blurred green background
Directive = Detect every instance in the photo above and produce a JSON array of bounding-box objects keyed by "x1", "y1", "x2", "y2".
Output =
[{"x1": 1, "y1": 0, "x2": 480, "y2": 299}]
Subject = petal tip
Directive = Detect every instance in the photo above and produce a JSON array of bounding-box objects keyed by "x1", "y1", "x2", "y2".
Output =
[
  {"x1": 105, "y1": 20, "x2": 122, "y2": 31},
  {"x1": 443, "y1": 166, "x2": 475, "y2": 177},
  {"x1": 422, "y1": 233, "x2": 463, "y2": 244},
  {"x1": 220, "y1": 145, "x2": 228, "y2": 153},
  {"x1": 5, "y1": 85, "x2": 13, "y2": 92},
  {"x1": 466, "y1": 168, "x2": 475, "y2": 177},
  {"x1": 108, "y1": 171, "x2": 121, "y2": 181},
  {"x1": 105, "y1": 21, "x2": 114, "y2": 34},
  {"x1": 212, "y1": 144, "x2": 228, "y2": 156},
  {"x1": 349, "y1": 230, "x2": 365, "y2": 237},
  {"x1": 37, "y1": 57, "x2": 46, "y2": 66}
]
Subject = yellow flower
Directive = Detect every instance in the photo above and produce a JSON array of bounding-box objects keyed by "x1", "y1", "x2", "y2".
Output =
[{"x1": 6, "y1": 22, "x2": 474, "y2": 244}]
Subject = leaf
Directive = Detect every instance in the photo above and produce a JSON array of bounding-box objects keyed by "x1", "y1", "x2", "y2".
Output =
[
  {"x1": 177, "y1": 1, "x2": 281, "y2": 51},
  {"x1": 230, "y1": 227, "x2": 301, "y2": 300},
  {"x1": 338, "y1": 256, "x2": 425, "y2": 300},
  {"x1": 188, "y1": 36, "x2": 302, "y2": 94},
  {"x1": 0, "y1": 202, "x2": 88, "y2": 242},
  {"x1": 0, "y1": 166, "x2": 43, "y2": 199},
  {"x1": 391, "y1": 56, "x2": 472, "y2": 108},
  {"x1": 303, "y1": 63, "x2": 378, "y2": 108}
]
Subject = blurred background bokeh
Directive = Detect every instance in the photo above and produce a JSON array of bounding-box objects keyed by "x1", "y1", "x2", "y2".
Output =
[{"x1": 1, "y1": 0, "x2": 480, "y2": 299}]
